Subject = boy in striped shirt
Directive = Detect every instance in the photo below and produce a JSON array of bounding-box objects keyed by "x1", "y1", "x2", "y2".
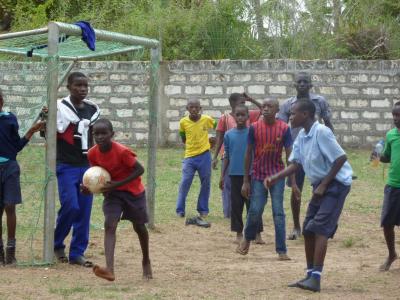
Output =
[{"x1": 237, "y1": 99, "x2": 295, "y2": 260}]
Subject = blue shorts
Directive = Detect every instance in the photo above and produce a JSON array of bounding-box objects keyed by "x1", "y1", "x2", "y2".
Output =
[
  {"x1": 303, "y1": 180, "x2": 350, "y2": 238},
  {"x1": 287, "y1": 165, "x2": 305, "y2": 191},
  {"x1": 0, "y1": 160, "x2": 22, "y2": 207},
  {"x1": 381, "y1": 185, "x2": 400, "y2": 227}
]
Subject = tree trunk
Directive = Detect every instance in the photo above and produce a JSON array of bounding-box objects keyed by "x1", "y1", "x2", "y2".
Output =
[{"x1": 251, "y1": 0, "x2": 267, "y2": 42}]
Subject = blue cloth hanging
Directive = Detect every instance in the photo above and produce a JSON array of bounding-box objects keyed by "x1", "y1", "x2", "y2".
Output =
[{"x1": 74, "y1": 21, "x2": 96, "y2": 51}]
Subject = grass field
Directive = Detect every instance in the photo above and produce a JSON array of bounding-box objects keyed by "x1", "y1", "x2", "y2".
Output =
[{"x1": 1, "y1": 146, "x2": 399, "y2": 299}]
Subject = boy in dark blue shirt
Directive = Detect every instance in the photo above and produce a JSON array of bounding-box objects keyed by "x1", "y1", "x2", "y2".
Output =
[{"x1": 0, "y1": 89, "x2": 45, "y2": 265}]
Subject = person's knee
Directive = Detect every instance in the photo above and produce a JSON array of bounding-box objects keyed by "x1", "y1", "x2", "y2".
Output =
[
  {"x1": 104, "y1": 218, "x2": 118, "y2": 232},
  {"x1": 4, "y1": 205, "x2": 16, "y2": 216},
  {"x1": 133, "y1": 223, "x2": 148, "y2": 235}
]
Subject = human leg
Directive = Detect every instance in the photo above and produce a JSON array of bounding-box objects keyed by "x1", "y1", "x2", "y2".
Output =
[
  {"x1": 196, "y1": 151, "x2": 212, "y2": 216},
  {"x1": 221, "y1": 159, "x2": 231, "y2": 218},
  {"x1": 176, "y1": 157, "x2": 196, "y2": 216},
  {"x1": 133, "y1": 223, "x2": 152, "y2": 279},
  {"x1": 4, "y1": 204, "x2": 16, "y2": 265},
  {"x1": 69, "y1": 167, "x2": 93, "y2": 263},
  {"x1": 288, "y1": 167, "x2": 305, "y2": 240},
  {"x1": 269, "y1": 179, "x2": 287, "y2": 255},
  {"x1": 0, "y1": 206, "x2": 4, "y2": 265},
  {"x1": 380, "y1": 185, "x2": 400, "y2": 271},
  {"x1": 54, "y1": 164, "x2": 81, "y2": 257},
  {"x1": 237, "y1": 180, "x2": 267, "y2": 255}
]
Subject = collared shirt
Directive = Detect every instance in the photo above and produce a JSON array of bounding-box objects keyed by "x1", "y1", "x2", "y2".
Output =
[
  {"x1": 277, "y1": 93, "x2": 332, "y2": 140},
  {"x1": 248, "y1": 119, "x2": 292, "y2": 180},
  {"x1": 289, "y1": 121, "x2": 352, "y2": 186}
]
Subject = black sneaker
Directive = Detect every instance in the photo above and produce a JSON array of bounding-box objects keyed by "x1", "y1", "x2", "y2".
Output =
[
  {"x1": 287, "y1": 277, "x2": 308, "y2": 287},
  {"x1": 297, "y1": 276, "x2": 321, "y2": 292},
  {"x1": 5, "y1": 246, "x2": 17, "y2": 265}
]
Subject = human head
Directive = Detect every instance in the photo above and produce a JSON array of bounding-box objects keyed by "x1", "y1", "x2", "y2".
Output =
[
  {"x1": 186, "y1": 98, "x2": 201, "y2": 119},
  {"x1": 262, "y1": 98, "x2": 279, "y2": 122},
  {"x1": 228, "y1": 93, "x2": 246, "y2": 110},
  {"x1": 294, "y1": 72, "x2": 312, "y2": 96},
  {"x1": 289, "y1": 100, "x2": 316, "y2": 128},
  {"x1": 393, "y1": 101, "x2": 400, "y2": 129},
  {"x1": 67, "y1": 72, "x2": 88, "y2": 101},
  {"x1": 233, "y1": 104, "x2": 249, "y2": 127},
  {"x1": 92, "y1": 118, "x2": 114, "y2": 150}
]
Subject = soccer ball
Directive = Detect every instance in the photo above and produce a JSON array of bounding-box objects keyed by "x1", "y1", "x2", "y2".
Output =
[{"x1": 82, "y1": 166, "x2": 111, "y2": 194}]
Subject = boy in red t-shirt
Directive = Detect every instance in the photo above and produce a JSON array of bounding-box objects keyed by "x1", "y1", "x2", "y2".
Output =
[{"x1": 83, "y1": 118, "x2": 152, "y2": 281}]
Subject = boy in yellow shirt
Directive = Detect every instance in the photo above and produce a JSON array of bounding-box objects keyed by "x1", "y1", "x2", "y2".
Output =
[{"x1": 176, "y1": 99, "x2": 216, "y2": 218}]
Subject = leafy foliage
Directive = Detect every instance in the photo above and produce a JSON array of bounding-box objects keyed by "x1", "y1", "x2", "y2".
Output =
[{"x1": 4, "y1": 0, "x2": 400, "y2": 59}]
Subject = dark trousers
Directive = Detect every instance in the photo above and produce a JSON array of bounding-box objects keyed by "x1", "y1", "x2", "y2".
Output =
[{"x1": 230, "y1": 175, "x2": 263, "y2": 233}]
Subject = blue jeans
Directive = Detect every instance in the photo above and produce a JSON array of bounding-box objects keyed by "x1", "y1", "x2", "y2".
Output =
[
  {"x1": 54, "y1": 164, "x2": 93, "y2": 260},
  {"x1": 244, "y1": 179, "x2": 287, "y2": 254},
  {"x1": 221, "y1": 158, "x2": 231, "y2": 218},
  {"x1": 176, "y1": 151, "x2": 211, "y2": 215}
]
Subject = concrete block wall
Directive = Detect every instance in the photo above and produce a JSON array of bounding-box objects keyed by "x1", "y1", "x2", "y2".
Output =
[{"x1": 1, "y1": 60, "x2": 399, "y2": 147}]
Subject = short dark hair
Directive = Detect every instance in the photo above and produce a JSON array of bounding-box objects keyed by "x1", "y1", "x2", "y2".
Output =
[
  {"x1": 234, "y1": 104, "x2": 249, "y2": 114},
  {"x1": 394, "y1": 101, "x2": 400, "y2": 107},
  {"x1": 93, "y1": 118, "x2": 113, "y2": 131},
  {"x1": 67, "y1": 72, "x2": 87, "y2": 85},
  {"x1": 295, "y1": 71, "x2": 312, "y2": 83},
  {"x1": 296, "y1": 100, "x2": 316, "y2": 118},
  {"x1": 228, "y1": 93, "x2": 244, "y2": 106}
]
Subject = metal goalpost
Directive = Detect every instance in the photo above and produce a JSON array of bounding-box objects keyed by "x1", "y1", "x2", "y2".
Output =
[{"x1": 0, "y1": 22, "x2": 160, "y2": 264}]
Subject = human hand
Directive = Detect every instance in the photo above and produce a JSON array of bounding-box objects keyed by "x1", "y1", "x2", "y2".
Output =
[
  {"x1": 264, "y1": 176, "x2": 277, "y2": 188},
  {"x1": 241, "y1": 181, "x2": 251, "y2": 199},
  {"x1": 212, "y1": 157, "x2": 219, "y2": 170},
  {"x1": 209, "y1": 137, "x2": 216, "y2": 149},
  {"x1": 291, "y1": 184, "x2": 301, "y2": 202},
  {"x1": 312, "y1": 182, "x2": 328, "y2": 200},
  {"x1": 219, "y1": 177, "x2": 224, "y2": 190},
  {"x1": 242, "y1": 92, "x2": 253, "y2": 102},
  {"x1": 80, "y1": 184, "x2": 92, "y2": 195},
  {"x1": 100, "y1": 181, "x2": 119, "y2": 193},
  {"x1": 30, "y1": 120, "x2": 46, "y2": 133}
]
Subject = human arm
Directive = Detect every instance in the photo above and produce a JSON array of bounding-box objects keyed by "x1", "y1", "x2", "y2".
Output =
[
  {"x1": 24, "y1": 120, "x2": 46, "y2": 140},
  {"x1": 219, "y1": 134, "x2": 230, "y2": 189},
  {"x1": 380, "y1": 137, "x2": 390, "y2": 163},
  {"x1": 179, "y1": 118, "x2": 186, "y2": 144},
  {"x1": 101, "y1": 160, "x2": 145, "y2": 193},
  {"x1": 312, "y1": 155, "x2": 347, "y2": 199},
  {"x1": 220, "y1": 158, "x2": 229, "y2": 190},
  {"x1": 285, "y1": 145, "x2": 301, "y2": 201},
  {"x1": 212, "y1": 130, "x2": 224, "y2": 169},
  {"x1": 243, "y1": 92, "x2": 262, "y2": 110},
  {"x1": 320, "y1": 97, "x2": 334, "y2": 133},
  {"x1": 241, "y1": 144, "x2": 253, "y2": 199},
  {"x1": 264, "y1": 163, "x2": 300, "y2": 188}
]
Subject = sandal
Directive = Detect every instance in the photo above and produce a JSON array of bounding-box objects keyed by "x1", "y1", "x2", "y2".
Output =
[
  {"x1": 69, "y1": 256, "x2": 93, "y2": 268},
  {"x1": 54, "y1": 248, "x2": 68, "y2": 263}
]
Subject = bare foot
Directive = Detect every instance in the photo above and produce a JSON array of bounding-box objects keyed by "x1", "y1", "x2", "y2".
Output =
[
  {"x1": 379, "y1": 254, "x2": 398, "y2": 271},
  {"x1": 278, "y1": 253, "x2": 291, "y2": 261},
  {"x1": 93, "y1": 265, "x2": 115, "y2": 281},
  {"x1": 142, "y1": 260, "x2": 153, "y2": 280},
  {"x1": 236, "y1": 239, "x2": 250, "y2": 255},
  {"x1": 254, "y1": 233, "x2": 266, "y2": 245},
  {"x1": 233, "y1": 233, "x2": 243, "y2": 245},
  {"x1": 288, "y1": 228, "x2": 301, "y2": 240}
]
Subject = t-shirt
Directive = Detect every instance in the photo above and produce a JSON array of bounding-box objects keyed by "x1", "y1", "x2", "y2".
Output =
[
  {"x1": 277, "y1": 93, "x2": 331, "y2": 140},
  {"x1": 57, "y1": 102, "x2": 98, "y2": 166},
  {"x1": 289, "y1": 122, "x2": 353, "y2": 186},
  {"x1": 0, "y1": 112, "x2": 29, "y2": 161},
  {"x1": 216, "y1": 110, "x2": 261, "y2": 156},
  {"x1": 382, "y1": 128, "x2": 400, "y2": 188},
  {"x1": 179, "y1": 115, "x2": 216, "y2": 158},
  {"x1": 248, "y1": 119, "x2": 292, "y2": 180},
  {"x1": 87, "y1": 141, "x2": 145, "y2": 196},
  {"x1": 224, "y1": 127, "x2": 249, "y2": 176}
]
